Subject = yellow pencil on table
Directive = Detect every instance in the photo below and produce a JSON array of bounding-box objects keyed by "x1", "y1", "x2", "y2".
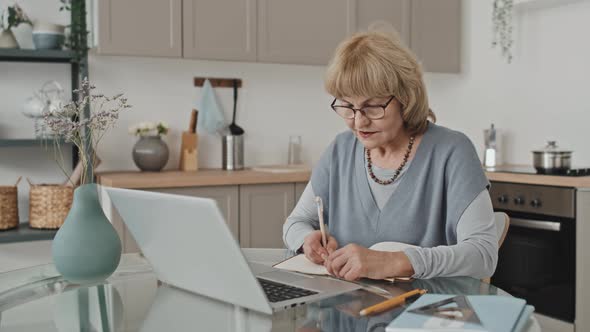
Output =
[
  {"x1": 359, "y1": 288, "x2": 427, "y2": 316},
  {"x1": 315, "y1": 196, "x2": 327, "y2": 247}
]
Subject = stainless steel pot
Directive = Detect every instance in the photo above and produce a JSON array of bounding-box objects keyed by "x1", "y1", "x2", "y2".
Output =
[{"x1": 532, "y1": 141, "x2": 572, "y2": 175}]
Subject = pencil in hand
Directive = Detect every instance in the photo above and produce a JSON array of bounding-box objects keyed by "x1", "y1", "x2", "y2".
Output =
[{"x1": 315, "y1": 196, "x2": 328, "y2": 248}]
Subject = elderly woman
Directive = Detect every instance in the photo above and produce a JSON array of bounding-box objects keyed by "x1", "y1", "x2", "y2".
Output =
[{"x1": 282, "y1": 30, "x2": 498, "y2": 281}]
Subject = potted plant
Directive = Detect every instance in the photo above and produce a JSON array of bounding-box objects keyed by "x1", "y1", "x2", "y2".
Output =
[
  {"x1": 128, "y1": 121, "x2": 170, "y2": 172},
  {"x1": 0, "y1": 4, "x2": 31, "y2": 48},
  {"x1": 492, "y1": 0, "x2": 514, "y2": 63},
  {"x1": 43, "y1": 78, "x2": 132, "y2": 283},
  {"x1": 58, "y1": 0, "x2": 89, "y2": 63}
]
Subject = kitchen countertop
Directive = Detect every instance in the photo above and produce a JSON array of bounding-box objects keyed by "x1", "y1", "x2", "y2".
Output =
[
  {"x1": 486, "y1": 170, "x2": 590, "y2": 188},
  {"x1": 96, "y1": 167, "x2": 311, "y2": 189},
  {"x1": 97, "y1": 163, "x2": 590, "y2": 190}
]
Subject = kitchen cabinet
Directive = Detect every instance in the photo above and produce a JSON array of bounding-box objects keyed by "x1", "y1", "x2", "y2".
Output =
[
  {"x1": 295, "y1": 182, "x2": 307, "y2": 203},
  {"x1": 152, "y1": 186, "x2": 240, "y2": 240},
  {"x1": 410, "y1": 0, "x2": 462, "y2": 73},
  {"x1": 257, "y1": 0, "x2": 356, "y2": 65},
  {"x1": 98, "y1": 169, "x2": 310, "y2": 253},
  {"x1": 183, "y1": 0, "x2": 257, "y2": 61},
  {"x1": 106, "y1": 183, "x2": 301, "y2": 253},
  {"x1": 356, "y1": 0, "x2": 411, "y2": 44},
  {"x1": 97, "y1": 0, "x2": 182, "y2": 57},
  {"x1": 356, "y1": 0, "x2": 461, "y2": 73},
  {"x1": 95, "y1": 0, "x2": 461, "y2": 72},
  {"x1": 240, "y1": 183, "x2": 295, "y2": 248},
  {"x1": 111, "y1": 186, "x2": 239, "y2": 253}
]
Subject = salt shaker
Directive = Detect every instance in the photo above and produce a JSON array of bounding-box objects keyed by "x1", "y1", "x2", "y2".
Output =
[{"x1": 483, "y1": 124, "x2": 501, "y2": 168}]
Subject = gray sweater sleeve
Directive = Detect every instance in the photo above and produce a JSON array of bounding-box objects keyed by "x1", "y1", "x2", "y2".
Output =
[
  {"x1": 403, "y1": 190, "x2": 499, "y2": 279},
  {"x1": 283, "y1": 181, "x2": 318, "y2": 251},
  {"x1": 283, "y1": 184, "x2": 499, "y2": 279}
]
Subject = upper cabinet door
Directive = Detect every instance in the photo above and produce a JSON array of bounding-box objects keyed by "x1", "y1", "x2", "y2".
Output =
[
  {"x1": 257, "y1": 0, "x2": 356, "y2": 65},
  {"x1": 356, "y1": 0, "x2": 410, "y2": 45},
  {"x1": 97, "y1": 0, "x2": 182, "y2": 57},
  {"x1": 183, "y1": 0, "x2": 257, "y2": 61},
  {"x1": 410, "y1": 0, "x2": 462, "y2": 73}
]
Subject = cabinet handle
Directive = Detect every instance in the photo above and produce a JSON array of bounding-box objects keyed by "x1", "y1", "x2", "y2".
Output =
[{"x1": 510, "y1": 217, "x2": 561, "y2": 232}]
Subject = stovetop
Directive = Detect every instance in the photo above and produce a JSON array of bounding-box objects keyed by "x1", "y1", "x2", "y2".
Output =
[{"x1": 485, "y1": 165, "x2": 590, "y2": 177}]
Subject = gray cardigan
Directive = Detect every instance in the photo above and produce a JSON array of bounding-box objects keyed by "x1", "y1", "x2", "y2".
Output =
[{"x1": 283, "y1": 122, "x2": 498, "y2": 278}]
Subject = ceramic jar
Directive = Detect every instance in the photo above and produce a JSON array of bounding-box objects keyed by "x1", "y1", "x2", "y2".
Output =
[
  {"x1": 32, "y1": 21, "x2": 65, "y2": 50},
  {"x1": 132, "y1": 135, "x2": 169, "y2": 172}
]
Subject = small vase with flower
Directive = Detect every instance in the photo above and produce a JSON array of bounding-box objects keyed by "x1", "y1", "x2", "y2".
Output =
[
  {"x1": 129, "y1": 121, "x2": 170, "y2": 172},
  {"x1": 0, "y1": 4, "x2": 31, "y2": 48},
  {"x1": 43, "y1": 78, "x2": 132, "y2": 283}
]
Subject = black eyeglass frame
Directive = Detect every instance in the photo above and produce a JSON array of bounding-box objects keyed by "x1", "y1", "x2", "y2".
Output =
[{"x1": 330, "y1": 95, "x2": 396, "y2": 120}]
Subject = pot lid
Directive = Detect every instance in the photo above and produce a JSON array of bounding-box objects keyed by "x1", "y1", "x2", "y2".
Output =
[{"x1": 533, "y1": 141, "x2": 573, "y2": 153}]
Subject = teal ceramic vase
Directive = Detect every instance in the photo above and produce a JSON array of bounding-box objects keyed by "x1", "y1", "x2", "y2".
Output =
[{"x1": 52, "y1": 183, "x2": 122, "y2": 283}]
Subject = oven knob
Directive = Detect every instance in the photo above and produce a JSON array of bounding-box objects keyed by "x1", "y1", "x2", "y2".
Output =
[
  {"x1": 497, "y1": 195, "x2": 508, "y2": 204},
  {"x1": 531, "y1": 199, "x2": 542, "y2": 208},
  {"x1": 513, "y1": 196, "x2": 525, "y2": 205}
]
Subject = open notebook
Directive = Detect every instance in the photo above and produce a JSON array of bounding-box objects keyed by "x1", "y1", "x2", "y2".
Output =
[{"x1": 274, "y1": 241, "x2": 417, "y2": 282}]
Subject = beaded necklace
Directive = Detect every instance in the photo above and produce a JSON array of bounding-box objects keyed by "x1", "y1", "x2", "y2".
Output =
[{"x1": 366, "y1": 136, "x2": 415, "y2": 185}]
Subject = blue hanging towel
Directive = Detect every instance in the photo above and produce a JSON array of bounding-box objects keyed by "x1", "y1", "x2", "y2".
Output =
[{"x1": 197, "y1": 79, "x2": 227, "y2": 135}]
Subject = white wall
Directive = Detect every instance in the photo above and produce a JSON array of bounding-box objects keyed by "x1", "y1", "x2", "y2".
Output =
[
  {"x1": 427, "y1": 0, "x2": 590, "y2": 167},
  {"x1": 89, "y1": 55, "x2": 341, "y2": 171},
  {"x1": 2, "y1": 0, "x2": 590, "y2": 224}
]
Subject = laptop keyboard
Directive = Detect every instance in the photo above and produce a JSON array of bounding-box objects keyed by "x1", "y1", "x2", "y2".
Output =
[{"x1": 257, "y1": 278, "x2": 318, "y2": 303}]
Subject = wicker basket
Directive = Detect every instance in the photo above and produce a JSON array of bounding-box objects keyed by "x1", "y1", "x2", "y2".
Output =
[
  {"x1": 28, "y1": 179, "x2": 73, "y2": 229},
  {"x1": 0, "y1": 177, "x2": 21, "y2": 231}
]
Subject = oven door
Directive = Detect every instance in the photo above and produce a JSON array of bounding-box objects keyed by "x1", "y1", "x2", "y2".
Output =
[{"x1": 491, "y1": 212, "x2": 575, "y2": 323}]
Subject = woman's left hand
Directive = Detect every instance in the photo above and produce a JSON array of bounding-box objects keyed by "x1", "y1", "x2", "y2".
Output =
[{"x1": 324, "y1": 244, "x2": 414, "y2": 281}]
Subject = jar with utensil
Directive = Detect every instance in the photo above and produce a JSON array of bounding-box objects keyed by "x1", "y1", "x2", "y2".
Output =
[{"x1": 222, "y1": 79, "x2": 245, "y2": 170}]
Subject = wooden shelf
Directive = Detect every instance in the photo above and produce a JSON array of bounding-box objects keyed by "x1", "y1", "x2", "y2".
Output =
[
  {"x1": 0, "y1": 139, "x2": 70, "y2": 148},
  {"x1": 0, "y1": 223, "x2": 58, "y2": 244},
  {"x1": 0, "y1": 48, "x2": 75, "y2": 63}
]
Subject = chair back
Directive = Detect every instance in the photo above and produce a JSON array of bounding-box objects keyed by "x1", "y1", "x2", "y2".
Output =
[
  {"x1": 494, "y1": 212, "x2": 510, "y2": 248},
  {"x1": 482, "y1": 212, "x2": 510, "y2": 284}
]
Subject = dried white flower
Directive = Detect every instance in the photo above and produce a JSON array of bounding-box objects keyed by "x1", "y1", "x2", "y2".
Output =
[
  {"x1": 130, "y1": 120, "x2": 169, "y2": 137},
  {"x1": 43, "y1": 77, "x2": 132, "y2": 185},
  {"x1": 128, "y1": 125, "x2": 138, "y2": 135}
]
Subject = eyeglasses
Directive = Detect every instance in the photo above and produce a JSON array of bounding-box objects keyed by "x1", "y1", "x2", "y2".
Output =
[{"x1": 331, "y1": 96, "x2": 396, "y2": 120}]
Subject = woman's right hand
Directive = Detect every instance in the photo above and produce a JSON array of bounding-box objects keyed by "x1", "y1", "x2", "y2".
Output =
[{"x1": 302, "y1": 230, "x2": 338, "y2": 264}]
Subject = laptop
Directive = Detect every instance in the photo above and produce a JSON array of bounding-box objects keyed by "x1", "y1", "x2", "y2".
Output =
[{"x1": 105, "y1": 187, "x2": 360, "y2": 314}]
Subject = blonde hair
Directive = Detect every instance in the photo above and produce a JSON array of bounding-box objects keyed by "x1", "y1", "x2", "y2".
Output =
[{"x1": 324, "y1": 28, "x2": 435, "y2": 135}]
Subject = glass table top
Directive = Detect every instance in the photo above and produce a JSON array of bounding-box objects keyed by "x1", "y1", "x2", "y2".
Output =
[{"x1": 0, "y1": 250, "x2": 539, "y2": 332}]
